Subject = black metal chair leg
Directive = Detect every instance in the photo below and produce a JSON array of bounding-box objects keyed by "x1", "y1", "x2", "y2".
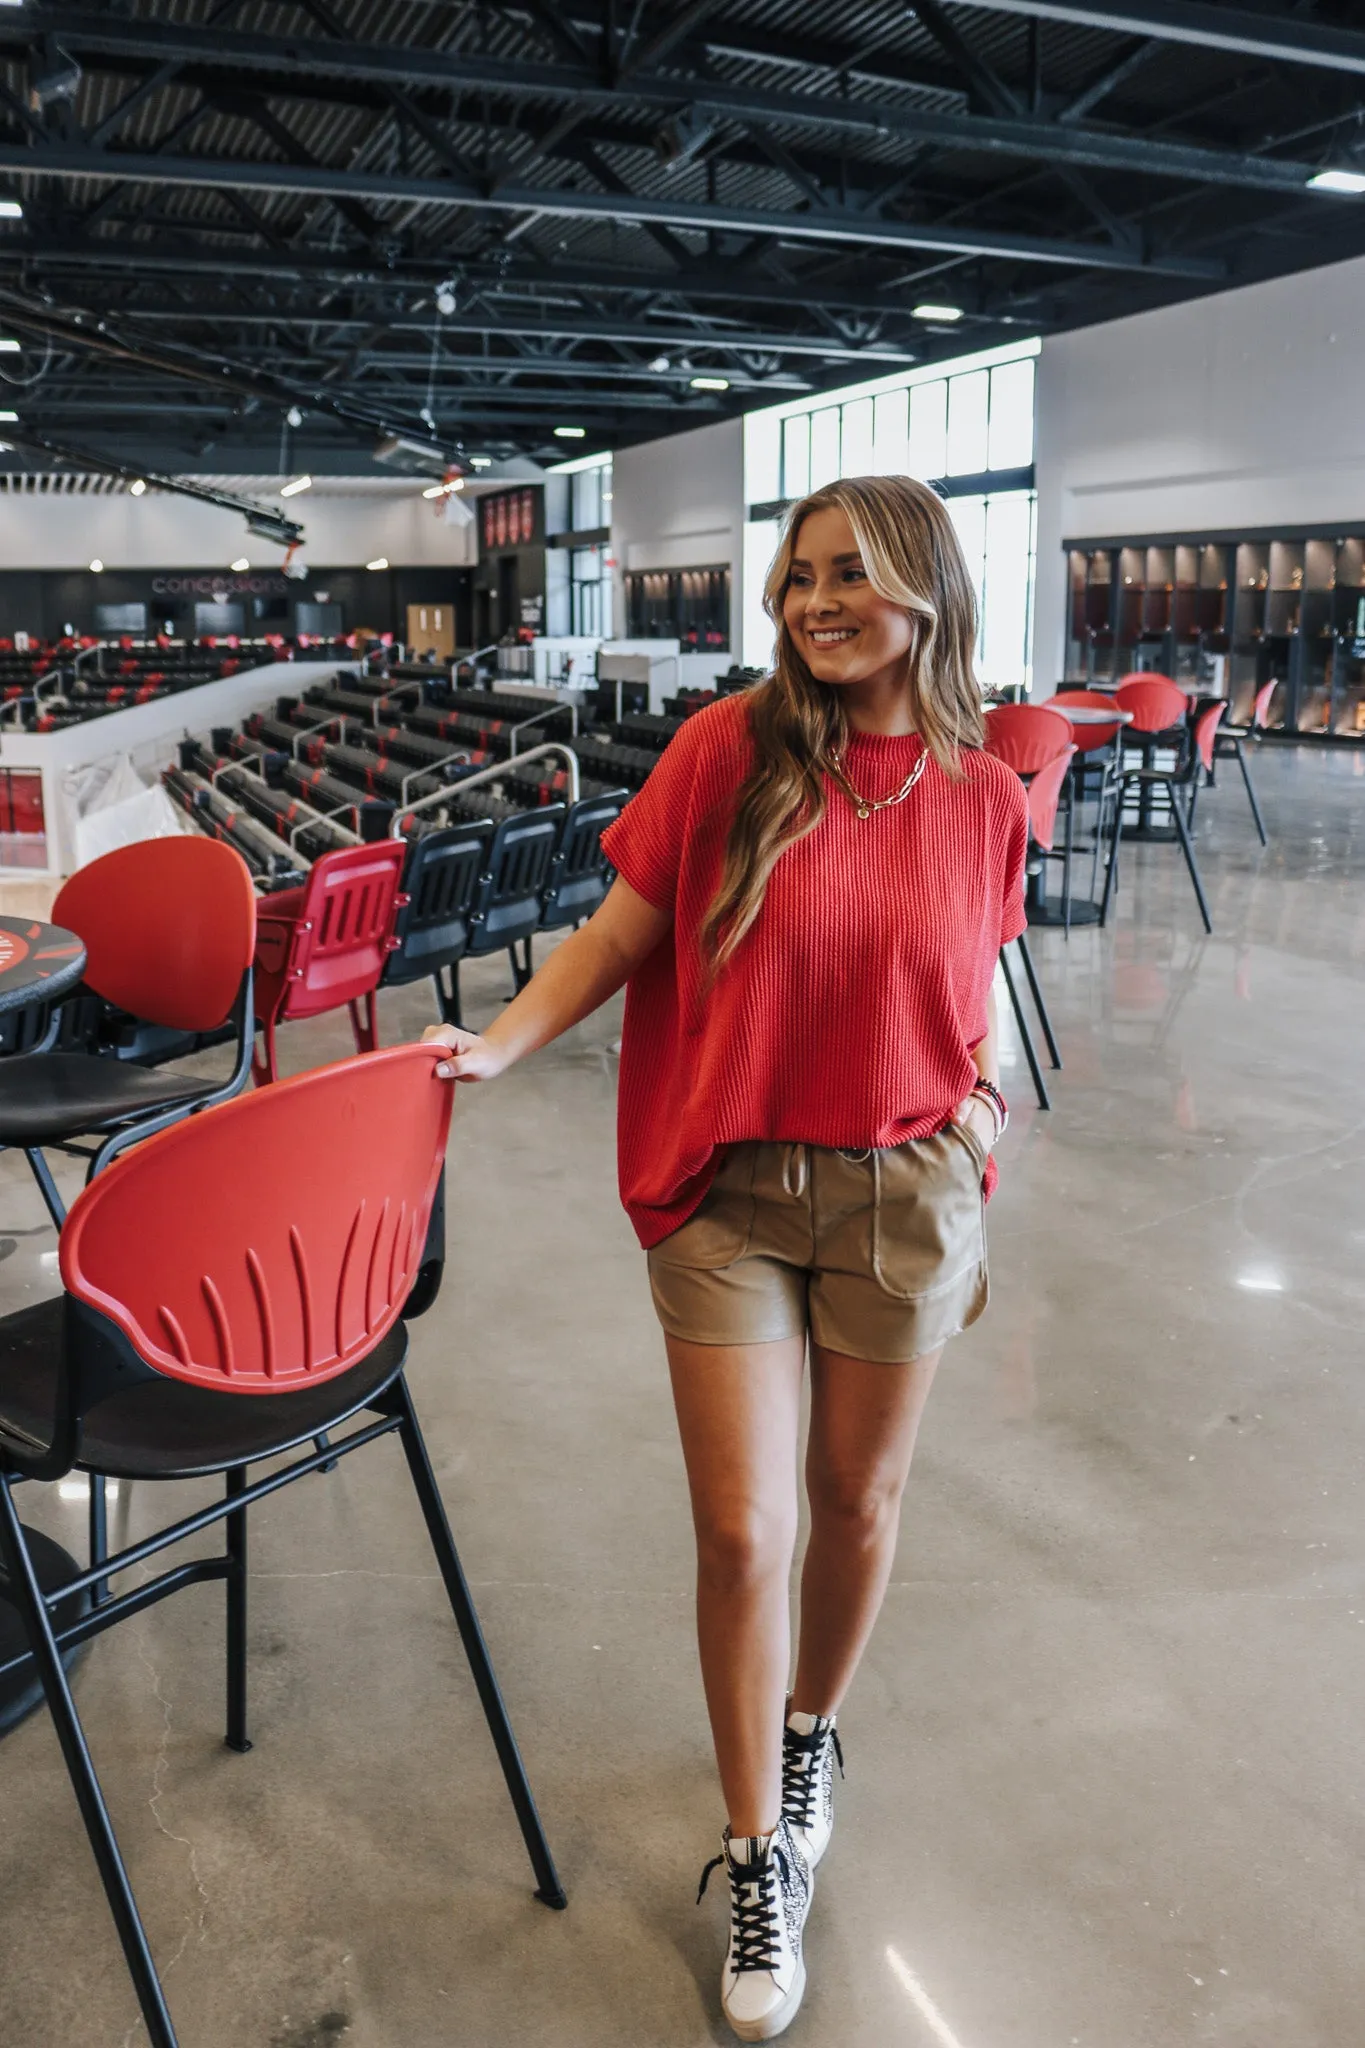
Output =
[
  {"x1": 998, "y1": 947, "x2": 1049, "y2": 1111},
  {"x1": 1015, "y1": 934, "x2": 1062, "y2": 1070},
  {"x1": 388, "y1": 1374, "x2": 567, "y2": 1910},
  {"x1": 24, "y1": 1148, "x2": 66, "y2": 1229},
  {"x1": 1234, "y1": 740, "x2": 1268, "y2": 845},
  {"x1": 434, "y1": 963, "x2": 464, "y2": 1030},
  {"x1": 0, "y1": 1479, "x2": 179, "y2": 2048},
  {"x1": 225, "y1": 1467, "x2": 251, "y2": 1755},
  {"x1": 1061, "y1": 780, "x2": 1074, "y2": 937},
  {"x1": 1170, "y1": 790, "x2": 1214, "y2": 933},
  {"x1": 90, "y1": 1475, "x2": 110, "y2": 1607},
  {"x1": 313, "y1": 1430, "x2": 339, "y2": 1474},
  {"x1": 1098, "y1": 779, "x2": 1126, "y2": 927}
]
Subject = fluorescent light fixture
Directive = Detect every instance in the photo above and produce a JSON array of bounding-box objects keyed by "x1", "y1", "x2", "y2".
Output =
[
  {"x1": 0, "y1": 409, "x2": 17, "y2": 422},
  {"x1": 1237, "y1": 1270, "x2": 1285, "y2": 1293},
  {"x1": 553, "y1": 425, "x2": 586, "y2": 439},
  {"x1": 913, "y1": 302, "x2": 964, "y2": 321},
  {"x1": 89, "y1": 559, "x2": 104, "y2": 573},
  {"x1": 129, "y1": 477, "x2": 146, "y2": 496},
  {"x1": 279, "y1": 473, "x2": 312, "y2": 497},
  {"x1": 422, "y1": 482, "x2": 445, "y2": 498},
  {"x1": 470, "y1": 455, "x2": 492, "y2": 467},
  {"x1": 0, "y1": 338, "x2": 18, "y2": 354},
  {"x1": 1308, "y1": 168, "x2": 1365, "y2": 195},
  {"x1": 690, "y1": 375, "x2": 730, "y2": 391},
  {"x1": 366, "y1": 556, "x2": 389, "y2": 571},
  {"x1": 230, "y1": 557, "x2": 250, "y2": 573},
  {"x1": 0, "y1": 200, "x2": 21, "y2": 221}
]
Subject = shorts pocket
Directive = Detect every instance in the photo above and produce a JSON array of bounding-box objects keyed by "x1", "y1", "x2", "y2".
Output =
[
  {"x1": 652, "y1": 1145, "x2": 757, "y2": 1270},
  {"x1": 870, "y1": 1130, "x2": 986, "y2": 1303}
]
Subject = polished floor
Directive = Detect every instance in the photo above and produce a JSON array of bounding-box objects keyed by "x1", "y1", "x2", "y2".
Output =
[{"x1": 3, "y1": 742, "x2": 1365, "y2": 2047}]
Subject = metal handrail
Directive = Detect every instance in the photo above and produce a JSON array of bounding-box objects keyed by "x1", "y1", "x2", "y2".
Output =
[
  {"x1": 390, "y1": 741, "x2": 580, "y2": 834},
  {"x1": 290, "y1": 712, "x2": 345, "y2": 759},
  {"x1": 510, "y1": 699, "x2": 577, "y2": 746},
  {"x1": 399, "y1": 749, "x2": 471, "y2": 806},
  {"x1": 287, "y1": 799, "x2": 361, "y2": 852}
]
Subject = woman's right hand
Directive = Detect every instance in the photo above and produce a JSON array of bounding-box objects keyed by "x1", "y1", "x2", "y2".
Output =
[{"x1": 421, "y1": 1023, "x2": 510, "y2": 1083}]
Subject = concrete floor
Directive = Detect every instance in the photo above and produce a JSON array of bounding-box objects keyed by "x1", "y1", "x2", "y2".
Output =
[{"x1": 2, "y1": 741, "x2": 1365, "y2": 2047}]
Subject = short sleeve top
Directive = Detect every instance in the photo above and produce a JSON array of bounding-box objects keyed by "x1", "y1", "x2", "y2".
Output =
[{"x1": 600, "y1": 691, "x2": 1029, "y2": 1248}]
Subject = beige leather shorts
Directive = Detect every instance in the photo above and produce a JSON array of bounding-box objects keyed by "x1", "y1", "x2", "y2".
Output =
[{"x1": 647, "y1": 1129, "x2": 989, "y2": 1364}]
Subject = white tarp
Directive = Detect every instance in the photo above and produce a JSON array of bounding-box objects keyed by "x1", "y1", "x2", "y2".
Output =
[{"x1": 64, "y1": 752, "x2": 192, "y2": 870}]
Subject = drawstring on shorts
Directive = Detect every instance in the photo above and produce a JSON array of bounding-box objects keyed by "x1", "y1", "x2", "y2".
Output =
[{"x1": 780, "y1": 1143, "x2": 808, "y2": 1199}]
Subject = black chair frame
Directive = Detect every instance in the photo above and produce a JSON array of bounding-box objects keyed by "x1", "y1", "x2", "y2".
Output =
[
  {"x1": 999, "y1": 935, "x2": 1060, "y2": 1112},
  {"x1": 0, "y1": 1206, "x2": 563, "y2": 2048}
]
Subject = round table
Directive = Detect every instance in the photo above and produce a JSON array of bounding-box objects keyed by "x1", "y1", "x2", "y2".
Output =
[
  {"x1": 0, "y1": 915, "x2": 89, "y2": 1737},
  {"x1": 1026, "y1": 708, "x2": 1134, "y2": 926}
]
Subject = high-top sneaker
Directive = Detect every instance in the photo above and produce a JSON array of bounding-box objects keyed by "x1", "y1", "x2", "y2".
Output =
[
  {"x1": 781, "y1": 1710, "x2": 843, "y2": 1870},
  {"x1": 697, "y1": 1816, "x2": 812, "y2": 2041}
]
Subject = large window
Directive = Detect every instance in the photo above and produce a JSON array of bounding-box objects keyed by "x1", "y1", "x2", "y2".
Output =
[
  {"x1": 544, "y1": 449, "x2": 613, "y2": 639},
  {"x1": 742, "y1": 339, "x2": 1039, "y2": 687}
]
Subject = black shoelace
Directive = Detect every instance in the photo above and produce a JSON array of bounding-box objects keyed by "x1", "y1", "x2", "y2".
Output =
[
  {"x1": 697, "y1": 1840, "x2": 793, "y2": 1975},
  {"x1": 780, "y1": 1722, "x2": 844, "y2": 1832}
]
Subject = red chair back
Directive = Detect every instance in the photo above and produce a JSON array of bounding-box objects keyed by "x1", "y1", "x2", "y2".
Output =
[
  {"x1": 60, "y1": 1044, "x2": 451, "y2": 1396},
  {"x1": 1252, "y1": 680, "x2": 1276, "y2": 729},
  {"x1": 53, "y1": 837, "x2": 256, "y2": 1033},
  {"x1": 1024, "y1": 744, "x2": 1076, "y2": 852},
  {"x1": 1194, "y1": 700, "x2": 1225, "y2": 772},
  {"x1": 267, "y1": 840, "x2": 406, "y2": 1024},
  {"x1": 982, "y1": 703, "x2": 1073, "y2": 776},
  {"x1": 1115, "y1": 673, "x2": 1189, "y2": 733},
  {"x1": 1050, "y1": 689, "x2": 1121, "y2": 753}
]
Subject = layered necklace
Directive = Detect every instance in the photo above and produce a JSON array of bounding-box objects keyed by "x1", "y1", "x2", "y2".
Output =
[{"x1": 826, "y1": 742, "x2": 929, "y2": 821}]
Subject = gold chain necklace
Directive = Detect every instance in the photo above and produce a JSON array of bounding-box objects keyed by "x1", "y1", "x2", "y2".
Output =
[{"x1": 827, "y1": 745, "x2": 930, "y2": 820}]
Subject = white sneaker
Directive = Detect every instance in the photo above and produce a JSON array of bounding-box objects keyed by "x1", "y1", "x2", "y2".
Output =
[
  {"x1": 781, "y1": 1711, "x2": 843, "y2": 1870},
  {"x1": 698, "y1": 1817, "x2": 812, "y2": 2041}
]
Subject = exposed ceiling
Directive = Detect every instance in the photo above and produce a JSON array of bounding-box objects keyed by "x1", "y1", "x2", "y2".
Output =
[{"x1": 0, "y1": 0, "x2": 1363, "y2": 485}]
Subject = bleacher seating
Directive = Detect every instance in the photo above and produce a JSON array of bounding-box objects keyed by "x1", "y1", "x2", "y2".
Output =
[
  {"x1": 164, "y1": 670, "x2": 635, "y2": 1027},
  {"x1": 0, "y1": 634, "x2": 387, "y2": 733}
]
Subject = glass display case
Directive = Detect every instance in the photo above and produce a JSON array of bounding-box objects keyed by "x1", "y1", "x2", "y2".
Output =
[{"x1": 1063, "y1": 525, "x2": 1365, "y2": 743}]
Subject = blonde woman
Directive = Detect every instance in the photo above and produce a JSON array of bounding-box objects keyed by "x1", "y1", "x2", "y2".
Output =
[{"x1": 424, "y1": 476, "x2": 1027, "y2": 2041}]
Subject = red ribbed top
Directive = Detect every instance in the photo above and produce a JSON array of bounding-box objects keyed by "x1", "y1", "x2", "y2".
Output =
[{"x1": 600, "y1": 692, "x2": 1029, "y2": 1249}]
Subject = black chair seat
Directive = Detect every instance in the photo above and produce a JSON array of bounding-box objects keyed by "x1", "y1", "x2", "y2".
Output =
[
  {"x1": 0, "y1": 1297, "x2": 408, "y2": 1479},
  {"x1": 0, "y1": 1053, "x2": 219, "y2": 1144}
]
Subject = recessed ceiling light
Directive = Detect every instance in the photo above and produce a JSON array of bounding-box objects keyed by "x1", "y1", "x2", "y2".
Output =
[
  {"x1": 285, "y1": 405, "x2": 303, "y2": 428},
  {"x1": 0, "y1": 201, "x2": 22, "y2": 221},
  {"x1": 470, "y1": 455, "x2": 492, "y2": 467},
  {"x1": 690, "y1": 375, "x2": 730, "y2": 391},
  {"x1": 648, "y1": 354, "x2": 672, "y2": 372},
  {"x1": 279, "y1": 474, "x2": 312, "y2": 497},
  {"x1": 366, "y1": 556, "x2": 389, "y2": 571},
  {"x1": 230, "y1": 557, "x2": 250, "y2": 573},
  {"x1": 912, "y1": 303, "x2": 964, "y2": 321},
  {"x1": 554, "y1": 426, "x2": 586, "y2": 439},
  {"x1": 129, "y1": 477, "x2": 146, "y2": 496},
  {"x1": 1308, "y1": 168, "x2": 1365, "y2": 195},
  {"x1": 89, "y1": 558, "x2": 103, "y2": 574}
]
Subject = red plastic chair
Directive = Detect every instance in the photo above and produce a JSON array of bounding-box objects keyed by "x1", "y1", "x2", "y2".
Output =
[
  {"x1": 982, "y1": 701, "x2": 1073, "y2": 775},
  {"x1": 1025, "y1": 742, "x2": 1078, "y2": 853},
  {"x1": 0, "y1": 1045, "x2": 564, "y2": 2046},
  {"x1": 251, "y1": 840, "x2": 407, "y2": 1085},
  {"x1": 1114, "y1": 672, "x2": 1189, "y2": 734},
  {"x1": 0, "y1": 837, "x2": 258, "y2": 1223},
  {"x1": 1101, "y1": 699, "x2": 1218, "y2": 932},
  {"x1": 1050, "y1": 688, "x2": 1122, "y2": 752}
]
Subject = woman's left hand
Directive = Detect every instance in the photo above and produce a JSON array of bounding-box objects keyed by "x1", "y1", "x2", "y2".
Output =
[{"x1": 952, "y1": 1090, "x2": 999, "y2": 1154}]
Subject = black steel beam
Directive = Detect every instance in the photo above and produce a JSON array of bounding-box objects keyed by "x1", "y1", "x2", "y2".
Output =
[
  {"x1": 0, "y1": 143, "x2": 1225, "y2": 275},
  {"x1": 0, "y1": 13, "x2": 1333, "y2": 201},
  {"x1": 946, "y1": 0, "x2": 1365, "y2": 77}
]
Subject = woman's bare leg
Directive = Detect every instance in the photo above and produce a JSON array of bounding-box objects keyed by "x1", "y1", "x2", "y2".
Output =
[
  {"x1": 666, "y1": 1333, "x2": 806, "y2": 1837},
  {"x1": 790, "y1": 1344, "x2": 942, "y2": 1718}
]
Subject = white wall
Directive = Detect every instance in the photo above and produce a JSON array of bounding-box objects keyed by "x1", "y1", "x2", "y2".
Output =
[
  {"x1": 0, "y1": 489, "x2": 476, "y2": 571},
  {"x1": 610, "y1": 416, "x2": 744, "y2": 648},
  {"x1": 1033, "y1": 250, "x2": 1365, "y2": 689}
]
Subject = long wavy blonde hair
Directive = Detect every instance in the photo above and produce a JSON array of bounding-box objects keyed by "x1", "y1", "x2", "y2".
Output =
[{"x1": 701, "y1": 473, "x2": 985, "y2": 966}]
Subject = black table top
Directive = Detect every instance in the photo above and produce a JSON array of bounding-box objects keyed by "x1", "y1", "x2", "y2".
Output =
[{"x1": 0, "y1": 916, "x2": 85, "y2": 1015}]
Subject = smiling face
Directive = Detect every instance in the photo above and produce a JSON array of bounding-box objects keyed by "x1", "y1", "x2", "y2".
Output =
[{"x1": 781, "y1": 503, "x2": 916, "y2": 692}]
